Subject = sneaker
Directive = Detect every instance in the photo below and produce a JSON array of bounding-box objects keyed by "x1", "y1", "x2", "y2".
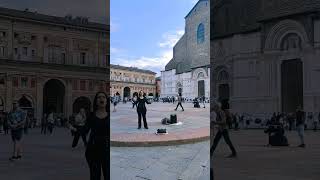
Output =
[{"x1": 137, "y1": 127, "x2": 141, "y2": 129}]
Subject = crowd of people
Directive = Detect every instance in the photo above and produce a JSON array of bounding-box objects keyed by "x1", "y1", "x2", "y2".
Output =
[{"x1": 0, "y1": 91, "x2": 108, "y2": 180}]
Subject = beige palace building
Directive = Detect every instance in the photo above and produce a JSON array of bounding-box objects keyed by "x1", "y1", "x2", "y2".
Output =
[
  {"x1": 110, "y1": 64, "x2": 156, "y2": 99},
  {"x1": 0, "y1": 7, "x2": 109, "y2": 121}
]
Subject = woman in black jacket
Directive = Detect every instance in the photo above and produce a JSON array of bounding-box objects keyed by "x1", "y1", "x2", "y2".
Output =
[
  {"x1": 134, "y1": 90, "x2": 151, "y2": 129},
  {"x1": 80, "y1": 91, "x2": 109, "y2": 180}
]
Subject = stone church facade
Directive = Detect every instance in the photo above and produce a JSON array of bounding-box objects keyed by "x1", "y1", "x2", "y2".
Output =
[
  {"x1": 161, "y1": 0, "x2": 210, "y2": 100},
  {"x1": 211, "y1": 0, "x2": 320, "y2": 116},
  {"x1": 0, "y1": 7, "x2": 109, "y2": 121}
]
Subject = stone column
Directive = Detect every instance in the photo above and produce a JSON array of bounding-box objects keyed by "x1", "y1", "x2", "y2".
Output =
[
  {"x1": 5, "y1": 75, "x2": 13, "y2": 112},
  {"x1": 65, "y1": 79, "x2": 73, "y2": 118},
  {"x1": 8, "y1": 21, "x2": 14, "y2": 59},
  {"x1": 36, "y1": 76, "x2": 43, "y2": 123},
  {"x1": 37, "y1": 34, "x2": 44, "y2": 62}
]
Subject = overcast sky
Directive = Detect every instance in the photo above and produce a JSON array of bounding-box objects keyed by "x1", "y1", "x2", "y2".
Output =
[{"x1": 0, "y1": 0, "x2": 108, "y2": 24}]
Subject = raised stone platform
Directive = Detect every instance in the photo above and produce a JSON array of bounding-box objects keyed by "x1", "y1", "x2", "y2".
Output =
[{"x1": 110, "y1": 102, "x2": 210, "y2": 146}]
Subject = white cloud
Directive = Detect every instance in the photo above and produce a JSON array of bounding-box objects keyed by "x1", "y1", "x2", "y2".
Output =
[
  {"x1": 111, "y1": 50, "x2": 173, "y2": 76},
  {"x1": 158, "y1": 30, "x2": 184, "y2": 48},
  {"x1": 110, "y1": 47, "x2": 124, "y2": 54},
  {"x1": 111, "y1": 29, "x2": 185, "y2": 76}
]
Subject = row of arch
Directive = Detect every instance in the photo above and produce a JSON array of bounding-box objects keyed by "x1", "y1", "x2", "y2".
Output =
[
  {"x1": 0, "y1": 78, "x2": 107, "y2": 117},
  {"x1": 122, "y1": 87, "x2": 154, "y2": 99}
]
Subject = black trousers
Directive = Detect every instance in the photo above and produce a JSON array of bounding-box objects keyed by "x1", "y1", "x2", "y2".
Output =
[
  {"x1": 86, "y1": 146, "x2": 107, "y2": 180},
  {"x1": 175, "y1": 102, "x2": 184, "y2": 110},
  {"x1": 137, "y1": 111, "x2": 148, "y2": 128},
  {"x1": 211, "y1": 129, "x2": 237, "y2": 155},
  {"x1": 72, "y1": 126, "x2": 87, "y2": 148}
]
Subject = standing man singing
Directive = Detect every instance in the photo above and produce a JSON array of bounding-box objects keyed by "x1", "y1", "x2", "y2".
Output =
[
  {"x1": 211, "y1": 101, "x2": 237, "y2": 158},
  {"x1": 8, "y1": 101, "x2": 27, "y2": 161}
]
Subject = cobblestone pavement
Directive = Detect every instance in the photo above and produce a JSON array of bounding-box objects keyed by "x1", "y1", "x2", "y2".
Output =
[
  {"x1": 213, "y1": 130, "x2": 320, "y2": 180},
  {"x1": 110, "y1": 102, "x2": 210, "y2": 179},
  {"x1": 111, "y1": 102, "x2": 210, "y2": 145},
  {"x1": 0, "y1": 128, "x2": 89, "y2": 180},
  {"x1": 111, "y1": 141, "x2": 210, "y2": 180}
]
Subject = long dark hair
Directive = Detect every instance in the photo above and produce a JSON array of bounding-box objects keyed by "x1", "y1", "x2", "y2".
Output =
[{"x1": 93, "y1": 91, "x2": 109, "y2": 113}]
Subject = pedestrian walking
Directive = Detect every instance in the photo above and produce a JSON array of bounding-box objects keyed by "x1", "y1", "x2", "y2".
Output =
[
  {"x1": 113, "y1": 93, "x2": 120, "y2": 112},
  {"x1": 71, "y1": 108, "x2": 88, "y2": 148},
  {"x1": 296, "y1": 106, "x2": 306, "y2": 148},
  {"x1": 8, "y1": 101, "x2": 27, "y2": 161},
  {"x1": 132, "y1": 95, "x2": 137, "y2": 109},
  {"x1": 47, "y1": 110, "x2": 55, "y2": 135},
  {"x1": 3, "y1": 112, "x2": 9, "y2": 135},
  {"x1": 211, "y1": 101, "x2": 237, "y2": 158},
  {"x1": 174, "y1": 93, "x2": 184, "y2": 111},
  {"x1": 134, "y1": 90, "x2": 151, "y2": 129},
  {"x1": 41, "y1": 113, "x2": 47, "y2": 134}
]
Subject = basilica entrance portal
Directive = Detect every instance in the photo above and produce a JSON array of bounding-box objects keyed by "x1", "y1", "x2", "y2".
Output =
[
  {"x1": 198, "y1": 80, "x2": 205, "y2": 97},
  {"x1": 218, "y1": 84, "x2": 230, "y2": 110},
  {"x1": 43, "y1": 79, "x2": 65, "y2": 114},
  {"x1": 281, "y1": 59, "x2": 303, "y2": 113}
]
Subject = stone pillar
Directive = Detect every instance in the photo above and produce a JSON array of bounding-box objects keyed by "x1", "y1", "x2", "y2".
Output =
[
  {"x1": 37, "y1": 34, "x2": 44, "y2": 62},
  {"x1": 8, "y1": 21, "x2": 14, "y2": 59},
  {"x1": 65, "y1": 79, "x2": 73, "y2": 118},
  {"x1": 36, "y1": 77, "x2": 43, "y2": 123},
  {"x1": 5, "y1": 75, "x2": 13, "y2": 112}
]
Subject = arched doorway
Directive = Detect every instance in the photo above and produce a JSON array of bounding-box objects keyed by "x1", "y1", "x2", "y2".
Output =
[
  {"x1": 198, "y1": 80, "x2": 205, "y2": 97},
  {"x1": 123, "y1": 87, "x2": 131, "y2": 99},
  {"x1": 217, "y1": 69, "x2": 230, "y2": 110},
  {"x1": 73, "y1": 97, "x2": 91, "y2": 115},
  {"x1": 218, "y1": 84, "x2": 230, "y2": 110},
  {"x1": 281, "y1": 59, "x2": 303, "y2": 113},
  {"x1": 43, "y1": 79, "x2": 65, "y2": 114},
  {"x1": 18, "y1": 95, "x2": 34, "y2": 116}
]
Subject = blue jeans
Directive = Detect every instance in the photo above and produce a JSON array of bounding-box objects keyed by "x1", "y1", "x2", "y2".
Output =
[{"x1": 297, "y1": 124, "x2": 305, "y2": 144}]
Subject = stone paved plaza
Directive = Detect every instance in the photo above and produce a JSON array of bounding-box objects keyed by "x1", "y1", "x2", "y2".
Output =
[
  {"x1": 111, "y1": 102, "x2": 210, "y2": 146},
  {"x1": 111, "y1": 141, "x2": 210, "y2": 180},
  {"x1": 0, "y1": 128, "x2": 89, "y2": 180},
  {"x1": 213, "y1": 130, "x2": 320, "y2": 180},
  {"x1": 110, "y1": 102, "x2": 210, "y2": 179}
]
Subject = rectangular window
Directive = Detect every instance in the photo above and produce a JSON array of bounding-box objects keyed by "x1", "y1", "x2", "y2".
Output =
[
  {"x1": 80, "y1": 52, "x2": 86, "y2": 64},
  {"x1": 31, "y1": 50, "x2": 35, "y2": 57},
  {"x1": 23, "y1": 47, "x2": 28, "y2": 56},
  {"x1": 61, "y1": 53, "x2": 66, "y2": 64},
  {"x1": 0, "y1": 47, "x2": 5, "y2": 57},
  {"x1": 13, "y1": 77, "x2": 18, "y2": 87},
  {"x1": 0, "y1": 77, "x2": 5, "y2": 85},
  {"x1": 21, "y1": 77, "x2": 28, "y2": 87},
  {"x1": 31, "y1": 78, "x2": 36, "y2": 88},
  {"x1": 72, "y1": 80, "x2": 78, "y2": 90},
  {"x1": 80, "y1": 80, "x2": 86, "y2": 91},
  {"x1": 89, "y1": 81, "x2": 94, "y2": 91}
]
